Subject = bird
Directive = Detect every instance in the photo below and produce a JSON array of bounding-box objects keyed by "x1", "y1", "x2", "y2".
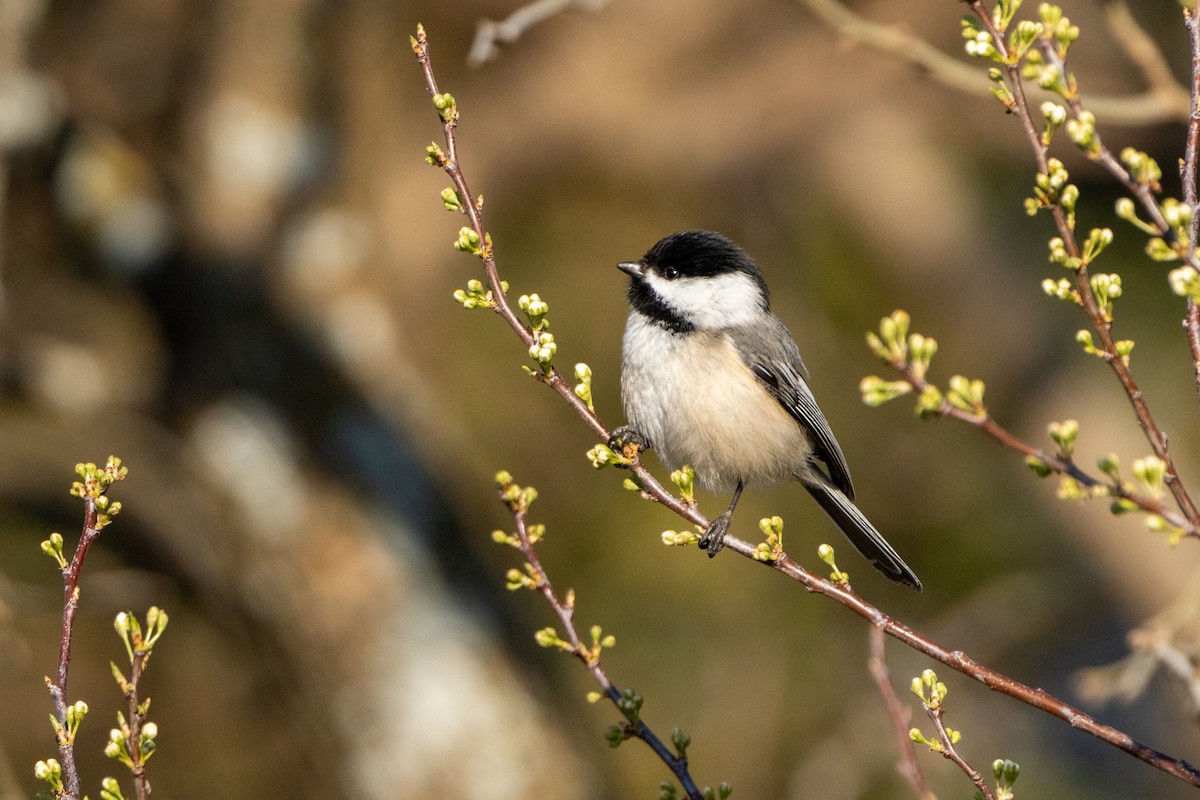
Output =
[{"x1": 612, "y1": 230, "x2": 921, "y2": 589}]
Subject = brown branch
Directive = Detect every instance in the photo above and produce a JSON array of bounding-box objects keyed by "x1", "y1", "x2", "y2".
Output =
[
  {"x1": 925, "y1": 704, "x2": 993, "y2": 800},
  {"x1": 967, "y1": 1, "x2": 1200, "y2": 530},
  {"x1": 124, "y1": 651, "x2": 152, "y2": 800},
  {"x1": 46, "y1": 497, "x2": 101, "y2": 800},
  {"x1": 867, "y1": 627, "x2": 935, "y2": 800},
  {"x1": 412, "y1": 24, "x2": 1200, "y2": 790},
  {"x1": 500, "y1": 481, "x2": 706, "y2": 800},
  {"x1": 881, "y1": 358, "x2": 1197, "y2": 536},
  {"x1": 792, "y1": 0, "x2": 1189, "y2": 124},
  {"x1": 468, "y1": 0, "x2": 609, "y2": 68}
]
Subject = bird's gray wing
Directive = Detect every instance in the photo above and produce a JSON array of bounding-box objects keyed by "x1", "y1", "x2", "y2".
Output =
[{"x1": 728, "y1": 318, "x2": 855, "y2": 499}]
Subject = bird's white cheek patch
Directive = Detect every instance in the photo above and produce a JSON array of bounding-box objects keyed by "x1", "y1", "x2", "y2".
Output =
[{"x1": 646, "y1": 272, "x2": 764, "y2": 329}]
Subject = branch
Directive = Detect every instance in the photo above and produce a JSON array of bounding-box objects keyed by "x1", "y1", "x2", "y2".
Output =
[
  {"x1": 412, "y1": 24, "x2": 1200, "y2": 790},
  {"x1": 496, "y1": 476, "x2": 708, "y2": 800},
  {"x1": 467, "y1": 0, "x2": 609, "y2": 68},
  {"x1": 793, "y1": 0, "x2": 1189, "y2": 124},
  {"x1": 867, "y1": 627, "x2": 935, "y2": 800},
  {"x1": 966, "y1": 1, "x2": 1200, "y2": 529}
]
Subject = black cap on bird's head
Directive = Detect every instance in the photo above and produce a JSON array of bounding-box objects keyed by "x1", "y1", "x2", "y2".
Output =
[{"x1": 617, "y1": 231, "x2": 771, "y2": 332}]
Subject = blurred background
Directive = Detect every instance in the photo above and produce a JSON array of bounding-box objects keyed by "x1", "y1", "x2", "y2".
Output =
[{"x1": 2, "y1": 0, "x2": 1200, "y2": 797}]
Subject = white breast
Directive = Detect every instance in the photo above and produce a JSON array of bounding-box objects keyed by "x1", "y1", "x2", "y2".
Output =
[{"x1": 621, "y1": 313, "x2": 813, "y2": 492}]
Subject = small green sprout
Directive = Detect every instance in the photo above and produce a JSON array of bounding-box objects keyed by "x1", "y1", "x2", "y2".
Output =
[
  {"x1": 40, "y1": 532, "x2": 67, "y2": 569},
  {"x1": 1065, "y1": 110, "x2": 1099, "y2": 157},
  {"x1": 431, "y1": 91, "x2": 457, "y2": 123},
  {"x1": 100, "y1": 777, "x2": 128, "y2": 800},
  {"x1": 669, "y1": 465, "x2": 696, "y2": 505},
  {"x1": 945, "y1": 375, "x2": 986, "y2": 415},
  {"x1": 817, "y1": 543, "x2": 848, "y2": 584},
  {"x1": 661, "y1": 530, "x2": 701, "y2": 547},
  {"x1": 534, "y1": 627, "x2": 572, "y2": 651},
  {"x1": 753, "y1": 516, "x2": 784, "y2": 562},
  {"x1": 573, "y1": 363, "x2": 594, "y2": 411},
  {"x1": 453, "y1": 278, "x2": 507, "y2": 309},
  {"x1": 859, "y1": 376, "x2": 913, "y2": 407},
  {"x1": 586, "y1": 443, "x2": 630, "y2": 469},
  {"x1": 1047, "y1": 419, "x2": 1079, "y2": 458}
]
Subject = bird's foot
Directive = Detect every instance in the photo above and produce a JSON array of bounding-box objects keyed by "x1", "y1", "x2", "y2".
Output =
[
  {"x1": 607, "y1": 425, "x2": 649, "y2": 465},
  {"x1": 698, "y1": 512, "x2": 731, "y2": 558}
]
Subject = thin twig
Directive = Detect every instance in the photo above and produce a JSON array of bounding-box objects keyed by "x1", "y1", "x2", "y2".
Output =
[
  {"x1": 124, "y1": 650, "x2": 152, "y2": 800},
  {"x1": 867, "y1": 627, "x2": 935, "y2": 800},
  {"x1": 792, "y1": 0, "x2": 1189, "y2": 124},
  {"x1": 468, "y1": 0, "x2": 609, "y2": 68},
  {"x1": 501, "y1": 483, "x2": 706, "y2": 799},
  {"x1": 47, "y1": 497, "x2": 100, "y2": 800},
  {"x1": 413, "y1": 25, "x2": 1200, "y2": 790},
  {"x1": 925, "y1": 705, "x2": 993, "y2": 800}
]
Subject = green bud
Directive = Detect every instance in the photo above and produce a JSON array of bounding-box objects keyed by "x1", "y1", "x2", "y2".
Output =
[
  {"x1": 432, "y1": 91, "x2": 457, "y2": 122},
  {"x1": 859, "y1": 376, "x2": 912, "y2": 407},
  {"x1": 1097, "y1": 453, "x2": 1121, "y2": 481},
  {"x1": 1026, "y1": 455, "x2": 1053, "y2": 478},
  {"x1": 1169, "y1": 266, "x2": 1200, "y2": 300},
  {"x1": 915, "y1": 384, "x2": 943, "y2": 419},
  {"x1": 440, "y1": 187, "x2": 463, "y2": 212},
  {"x1": 424, "y1": 142, "x2": 447, "y2": 167},
  {"x1": 1132, "y1": 455, "x2": 1167, "y2": 494},
  {"x1": 1048, "y1": 419, "x2": 1079, "y2": 457},
  {"x1": 661, "y1": 530, "x2": 700, "y2": 546}
]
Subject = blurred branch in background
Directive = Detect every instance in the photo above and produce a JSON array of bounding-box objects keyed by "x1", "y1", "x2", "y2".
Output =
[
  {"x1": 793, "y1": 0, "x2": 1190, "y2": 124},
  {"x1": 468, "y1": 0, "x2": 610, "y2": 68}
]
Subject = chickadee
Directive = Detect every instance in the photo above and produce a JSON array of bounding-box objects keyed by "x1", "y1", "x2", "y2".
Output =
[{"x1": 613, "y1": 230, "x2": 921, "y2": 589}]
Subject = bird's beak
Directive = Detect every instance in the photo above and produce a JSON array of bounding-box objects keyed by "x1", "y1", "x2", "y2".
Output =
[{"x1": 617, "y1": 260, "x2": 644, "y2": 278}]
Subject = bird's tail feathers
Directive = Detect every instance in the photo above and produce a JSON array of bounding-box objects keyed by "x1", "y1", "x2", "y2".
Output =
[{"x1": 802, "y1": 479, "x2": 921, "y2": 590}]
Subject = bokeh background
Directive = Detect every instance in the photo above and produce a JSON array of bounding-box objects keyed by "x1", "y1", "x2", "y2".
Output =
[{"x1": 2, "y1": 0, "x2": 1200, "y2": 798}]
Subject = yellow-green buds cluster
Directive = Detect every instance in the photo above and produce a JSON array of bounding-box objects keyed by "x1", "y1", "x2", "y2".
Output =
[
  {"x1": 491, "y1": 521, "x2": 544, "y2": 548},
  {"x1": 40, "y1": 532, "x2": 67, "y2": 569},
  {"x1": 586, "y1": 443, "x2": 630, "y2": 469},
  {"x1": 1132, "y1": 455, "x2": 1167, "y2": 496},
  {"x1": 1169, "y1": 266, "x2": 1200, "y2": 301},
  {"x1": 431, "y1": 91, "x2": 456, "y2": 123},
  {"x1": 582, "y1": 624, "x2": 617, "y2": 666},
  {"x1": 661, "y1": 529, "x2": 700, "y2": 547},
  {"x1": 912, "y1": 668, "x2": 949, "y2": 710},
  {"x1": 753, "y1": 516, "x2": 784, "y2": 562},
  {"x1": 114, "y1": 607, "x2": 169, "y2": 664},
  {"x1": 34, "y1": 759, "x2": 63, "y2": 793},
  {"x1": 104, "y1": 717, "x2": 134, "y2": 766},
  {"x1": 506, "y1": 563, "x2": 543, "y2": 591},
  {"x1": 1039, "y1": 3, "x2": 1080, "y2": 58},
  {"x1": 424, "y1": 142, "x2": 447, "y2": 167},
  {"x1": 992, "y1": 758, "x2": 1021, "y2": 800},
  {"x1": 908, "y1": 726, "x2": 960, "y2": 751},
  {"x1": 1027, "y1": 159, "x2": 1075, "y2": 217},
  {"x1": 1114, "y1": 197, "x2": 1158, "y2": 235},
  {"x1": 1080, "y1": 228, "x2": 1113, "y2": 266},
  {"x1": 100, "y1": 776, "x2": 128, "y2": 800},
  {"x1": 518, "y1": 293, "x2": 550, "y2": 332},
  {"x1": 1145, "y1": 198, "x2": 1195, "y2": 263},
  {"x1": 534, "y1": 626, "x2": 571, "y2": 651},
  {"x1": 945, "y1": 375, "x2": 986, "y2": 415},
  {"x1": 1089, "y1": 272, "x2": 1121, "y2": 320},
  {"x1": 1146, "y1": 513, "x2": 1186, "y2": 546},
  {"x1": 496, "y1": 470, "x2": 538, "y2": 514},
  {"x1": 440, "y1": 187, "x2": 464, "y2": 212},
  {"x1": 817, "y1": 543, "x2": 849, "y2": 584},
  {"x1": 670, "y1": 465, "x2": 695, "y2": 505},
  {"x1": 453, "y1": 277, "x2": 506, "y2": 309},
  {"x1": 1121, "y1": 147, "x2": 1162, "y2": 189},
  {"x1": 70, "y1": 457, "x2": 128, "y2": 527},
  {"x1": 63, "y1": 700, "x2": 88, "y2": 742},
  {"x1": 452, "y1": 226, "x2": 483, "y2": 255},
  {"x1": 1065, "y1": 110, "x2": 1099, "y2": 157},
  {"x1": 859, "y1": 376, "x2": 913, "y2": 407},
  {"x1": 866, "y1": 309, "x2": 912, "y2": 363},
  {"x1": 573, "y1": 363, "x2": 594, "y2": 411},
  {"x1": 1041, "y1": 277, "x2": 1079, "y2": 304},
  {"x1": 1040, "y1": 101, "x2": 1067, "y2": 145},
  {"x1": 961, "y1": 17, "x2": 998, "y2": 60},
  {"x1": 1047, "y1": 419, "x2": 1079, "y2": 458},
  {"x1": 528, "y1": 332, "x2": 556, "y2": 372}
]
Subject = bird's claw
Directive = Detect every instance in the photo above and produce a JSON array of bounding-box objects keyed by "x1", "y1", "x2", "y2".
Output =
[
  {"x1": 608, "y1": 425, "x2": 649, "y2": 465},
  {"x1": 698, "y1": 512, "x2": 731, "y2": 558}
]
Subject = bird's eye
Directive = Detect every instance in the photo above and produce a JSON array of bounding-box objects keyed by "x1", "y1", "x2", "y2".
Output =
[{"x1": 662, "y1": 266, "x2": 679, "y2": 279}]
